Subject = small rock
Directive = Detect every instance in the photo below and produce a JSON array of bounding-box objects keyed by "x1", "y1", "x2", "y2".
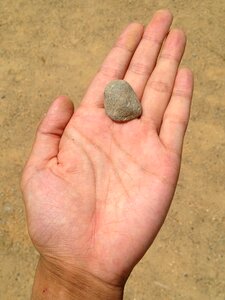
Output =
[{"x1": 104, "y1": 80, "x2": 142, "y2": 122}]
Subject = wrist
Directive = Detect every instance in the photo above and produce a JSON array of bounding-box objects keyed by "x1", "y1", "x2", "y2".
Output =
[{"x1": 32, "y1": 256, "x2": 124, "y2": 300}]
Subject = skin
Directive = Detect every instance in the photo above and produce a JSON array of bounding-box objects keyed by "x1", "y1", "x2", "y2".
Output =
[{"x1": 21, "y1": 10, "x2": 194, "y2": 299}]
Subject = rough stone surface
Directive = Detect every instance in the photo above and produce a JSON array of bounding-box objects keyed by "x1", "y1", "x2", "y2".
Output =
[{"x1": 104, "y1": 80, "x2": 142, "y2": 122}]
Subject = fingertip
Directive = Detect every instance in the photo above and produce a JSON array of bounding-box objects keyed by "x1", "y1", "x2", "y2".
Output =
[
  {"x1": 122, "y1": 21, "x2": 144, "y2": 34},
  {"x1": 56, "y1": 95, "x2": 70, "y2": 101},
  {"x1": 50, "y1": 95, "x2": 74, "y2": 115},
  {"x1": 115, "y1": 22, "x2": 144, "y2": 53},
  {"x1": 122, "y1": 22, "x2": 145, "y2": 40},
  {"x1": 179, "y1": 67, "x2": 194, "y2": 80},
  {"x1": 173, "y1": 28, "x2": 186, "y2": 38},
  {"x1": 168, "y1": 28, "x2": 187, "y2": 46},
  {"x1": 54, "y1": 95, "x2": 73, "y2": 106},
  {"x1": 146, "y1": 9, "x2": 173, "y2": 33},
  {"x1": 128, "y1": 22, "x2": 145, "y2": 31},
  {"x1": 155, "y1": 9, "x2": 173, "y2": 19}
]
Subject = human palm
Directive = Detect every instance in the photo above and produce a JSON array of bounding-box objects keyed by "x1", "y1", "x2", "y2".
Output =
[{"x1": 21, "y1": 10, "x2": 193, "y2": 287}]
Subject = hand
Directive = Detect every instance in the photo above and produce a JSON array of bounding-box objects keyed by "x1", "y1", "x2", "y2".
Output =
[{"x1": 21, "y1": 10, "x2": 193, "y2": 299}]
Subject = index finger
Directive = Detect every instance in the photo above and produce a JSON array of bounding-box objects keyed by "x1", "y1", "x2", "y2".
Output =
[{"x1": 81, "y1": 23, "x2": 144, "y2": 108}]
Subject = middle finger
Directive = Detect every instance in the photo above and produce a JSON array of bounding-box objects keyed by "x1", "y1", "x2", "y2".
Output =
[{"x1": 124, "y1": 10, "x2": 173, "y2": 99}]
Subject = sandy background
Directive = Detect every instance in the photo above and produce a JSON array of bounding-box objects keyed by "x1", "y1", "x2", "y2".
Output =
[{"x1": 1, "y1": 0, "x2": 225, "y2": 299}]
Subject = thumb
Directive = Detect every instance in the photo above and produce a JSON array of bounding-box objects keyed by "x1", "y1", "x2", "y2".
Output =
[{"x1": 25, "y1": 96, "x2": 74, "y2": 169}]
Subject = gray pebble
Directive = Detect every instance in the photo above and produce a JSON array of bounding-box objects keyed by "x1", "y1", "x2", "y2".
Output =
[{"x1": 104, "y1": 80, "x2": 142, "y2": 122}]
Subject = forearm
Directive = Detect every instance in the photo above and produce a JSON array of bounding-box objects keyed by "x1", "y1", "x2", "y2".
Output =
[{"x1": 31, "y1": 256, "x2": 124, "y2": 300}]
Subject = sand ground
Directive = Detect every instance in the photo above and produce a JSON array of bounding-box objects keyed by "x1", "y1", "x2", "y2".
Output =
[{"x1": 1, "y1": 1, "x2": 225, "y2": 299}]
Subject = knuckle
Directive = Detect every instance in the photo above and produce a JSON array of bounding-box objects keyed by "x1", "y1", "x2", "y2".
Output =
[
  {"x1": 173, "y1": 88, "x2": 192, "y2": 99},
  {"x1": 148, "y1": 80, "x2": 171, "y2": 93},
  {"x1": 142, "y1": 34, "x2": 161, "y2": 45},
  {"x1": 163, "y1": 113, "x2": 188, "y2": 127},
  {"x1": 159, "y1": 53, "x2": 179, "y2": 63},
  {"x1": 99, "y1": 65, "x2": 122, "y2": 79},
  {"x1": 128, "y1": 62, "x2": 150, "y2": 75}
]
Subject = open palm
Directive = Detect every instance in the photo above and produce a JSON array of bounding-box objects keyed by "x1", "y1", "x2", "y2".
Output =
[{"x1": 21, "y1": 10, "x2": 193, "y2": 287}]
